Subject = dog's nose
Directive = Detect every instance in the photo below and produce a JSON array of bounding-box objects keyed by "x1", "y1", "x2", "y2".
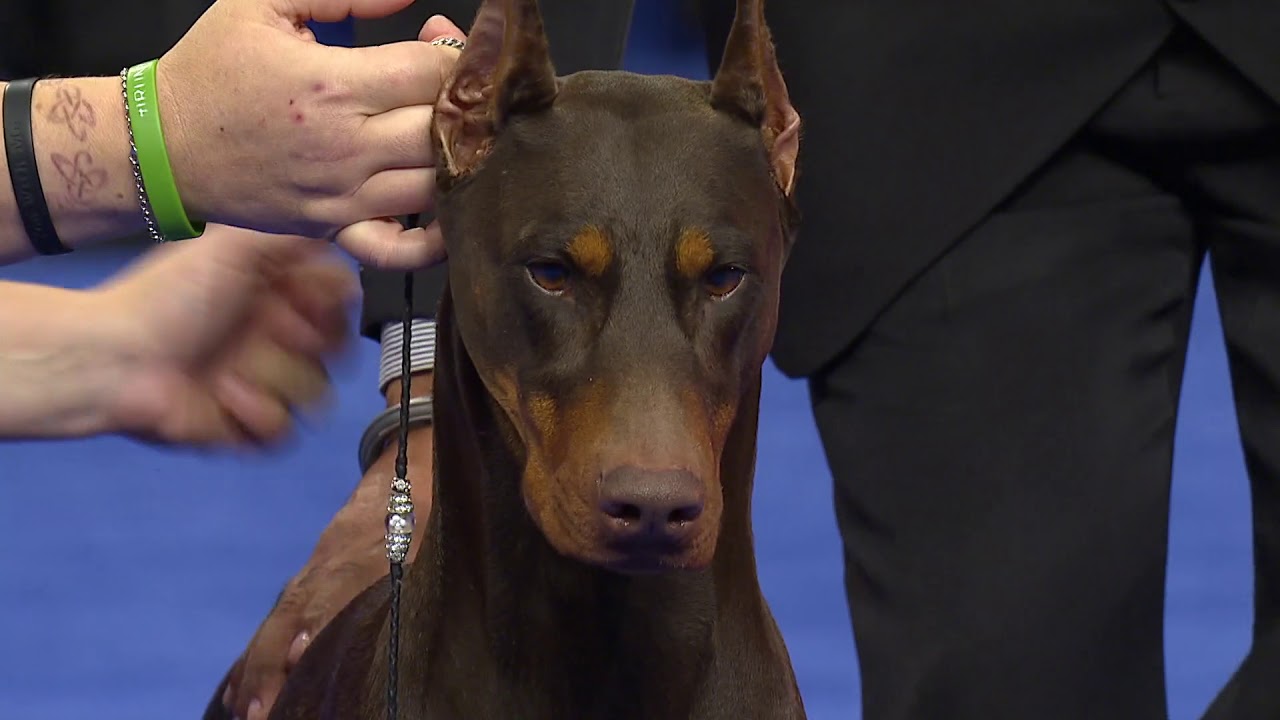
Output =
[{"x1": 598, "y1": 467, "x2": 705, "y2": 548}]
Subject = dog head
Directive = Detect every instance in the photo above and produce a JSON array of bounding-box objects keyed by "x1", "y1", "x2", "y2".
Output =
[{"x1": 432, "y1": 0, "x2": 799, "y2": 574}]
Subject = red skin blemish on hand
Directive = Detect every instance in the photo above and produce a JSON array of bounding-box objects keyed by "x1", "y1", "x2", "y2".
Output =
[
  {"x1": 312, "y1": 83, "x2": 325, "y2": 93},
  {"x1": 293, "y1": 112, "x2": 305, "y2": 124}
]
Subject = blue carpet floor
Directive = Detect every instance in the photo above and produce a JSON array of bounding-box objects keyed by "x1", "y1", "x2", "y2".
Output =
[{"x1": 0, "y1": 3, "x2": 1256, "y2": 718}]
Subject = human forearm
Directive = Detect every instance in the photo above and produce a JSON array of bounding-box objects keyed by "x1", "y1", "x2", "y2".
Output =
[
  {"x1": 371, "y1": 370, "x2": 435, "y2": 504},
  {"x1": 0, "y1": 77, "x2": 147, "y2": 264},
  {"x1": 319, "y1": 371, "x2": 434, "y2": 573},
  {"x1": 0, "y1": 281, "x2": 134, "y2": 438}
]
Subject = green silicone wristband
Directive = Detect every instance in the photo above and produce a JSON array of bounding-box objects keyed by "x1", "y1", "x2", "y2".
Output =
[{"x1": 125, "y1": 60, "x2": 202, "y2": 241}]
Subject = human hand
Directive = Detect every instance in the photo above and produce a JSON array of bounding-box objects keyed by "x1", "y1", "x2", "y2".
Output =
[
  {"x1": 220, "y1": 422, "x2": 433, "y2": 720},
  {"x1": 93, "y1": 225, "x2": 357, "y2": 445},
  {"x1": 157, "y1": 0, "x2": 467, "y2": 269}
]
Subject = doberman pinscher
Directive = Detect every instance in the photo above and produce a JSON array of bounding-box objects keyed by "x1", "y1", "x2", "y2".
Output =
[{"x1": 205, "y1": 0, "x2": 803, "y2": 716}]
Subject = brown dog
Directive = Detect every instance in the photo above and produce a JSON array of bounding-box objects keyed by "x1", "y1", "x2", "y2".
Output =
[{"x1": 205, "y1": 0, "x2": 804, "y2": 716}]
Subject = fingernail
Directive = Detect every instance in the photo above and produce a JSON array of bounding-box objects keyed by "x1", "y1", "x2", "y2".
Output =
[
  {"x1": 288, "y1": 631, "x2": 312, "y2": 664},
  {"x1": 222, "y1": 684, "x2": 233, "y2": 708},
  {"x1": 248, "y1": 699, "x2": 264, "y2": 720}
]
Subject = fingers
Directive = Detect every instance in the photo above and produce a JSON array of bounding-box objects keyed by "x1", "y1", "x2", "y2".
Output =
[
  {"x1": 350, "y1": 40, "x2": 460, "y2": 113},
  {"x1": 207, "y1": 337, "x2": 333, "y2": 447},
  {"x1": 274, "y1": 0, "x2": 415, "y2": 24},
  {"x1": 256, "y1": 291, "x2": 348, "y2": 358},
  {"x1": 221, "y1": 659, "x2": 245, "y2": 719},
  {"x1": 233, "y1": 632, "x2": 311, "y2": 719},
  {"x1": 334, "y1": 217, "x2": 447, "y2": 271},
  {"x1": 215, "y1": 373, "x2": 294, "y2": 444},
  {"x1": 229, "y1": 617, "x2": 298, "y2": 720},
  {"x1": 420, "y1": 14, "x2": 466, "y2": 43},
  {"x1": 234, "y1": 342, "x2": 333, "y2": 410},
  {"x1": 310, "y1": 167, "x2": 437, "y2": 234},
  {"x1": 349, "y1": 167, "x2": 436, "y2": 222},
  {"x1": 357, "y1": 105, "x2": 436, "y2": 174},
  {"x1": 272, "y1": 256, "x2": 359, "y2": 354}
]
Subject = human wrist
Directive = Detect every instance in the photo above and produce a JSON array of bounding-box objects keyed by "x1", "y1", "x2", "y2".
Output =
[
  {"x1": 28, "y1": 77, "x2": 145, "y2": 250},
  {"x1": 358, "y1": 381, "x2": 433, "y2": 473},
  {"x1": 364, "y1": 323, "x2": 435, "y2": 502},
  {"x1": 384, "y1": 372, "x2": 435, "y2": 406},
  {"x1": 360, "y1": 407, "x2": 435, "y2": 512},
  {"x1": 130, "y1": 59, "x2": 204, "y2": 239},
  {"x1": 0, "y1": 283, "x2": 134, "y2": 438},
  {"x1": 378, "y1": 319, "x2": 437, "y2": 395}
]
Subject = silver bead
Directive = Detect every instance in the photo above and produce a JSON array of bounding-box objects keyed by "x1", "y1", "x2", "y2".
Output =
[
  {"x1": 387, "y1": 512, "x2": 415, "y2": 536},
  {"x1": 386, "y1": 475, "x2": 416, "y2": 564},
  {"x1": 389, "y1": 493, "x2": 414, "y2": 516},
  {"x1": 386, "y1": 534, "x2": 411, "y2": 564}
]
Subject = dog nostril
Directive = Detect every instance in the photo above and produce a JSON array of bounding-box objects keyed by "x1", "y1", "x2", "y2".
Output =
[
  {"x1": 667, "y1": 504, "x2": 702, "y2": 525},
  {"x1": 603, "y1": 501, "x2": 644, "y2": 523}
]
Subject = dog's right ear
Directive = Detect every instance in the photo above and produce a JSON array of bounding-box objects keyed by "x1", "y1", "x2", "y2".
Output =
[{"x1": 434, "y1": 0, "x2": 558, "y2": 180}]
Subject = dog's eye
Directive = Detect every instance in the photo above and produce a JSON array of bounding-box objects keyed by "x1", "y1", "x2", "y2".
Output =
[
  {"x1": 704, "y1": 265, "x2": 746, "y2": 298},
  {"x1": 526, "y1": 261, "x2": 570, "y2": 294}
]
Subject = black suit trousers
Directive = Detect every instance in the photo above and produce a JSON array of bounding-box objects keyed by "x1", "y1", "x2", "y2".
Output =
[{"x1": 808, "y1": 28, "x2": 1280, "y2": 719}]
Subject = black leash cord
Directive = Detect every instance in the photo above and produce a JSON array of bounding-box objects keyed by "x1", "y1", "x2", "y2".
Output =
[{"x1": 387, "y1": 213, "x2": 418, "y2": 720}]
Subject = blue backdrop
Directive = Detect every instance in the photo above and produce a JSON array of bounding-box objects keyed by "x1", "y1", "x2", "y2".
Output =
[{"x1": 0, "y1": 2, "x2": 1254, "y2": 717}]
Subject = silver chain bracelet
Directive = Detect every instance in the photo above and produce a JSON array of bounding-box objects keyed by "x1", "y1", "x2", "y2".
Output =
[{"x1": 119, "y1": 67, "x2": 164, "y2": 244}]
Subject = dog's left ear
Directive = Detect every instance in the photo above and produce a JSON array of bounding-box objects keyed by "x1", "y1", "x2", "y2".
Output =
[
  {"x1": 710, "y1": 0, "x2": 800, "y2": 197},
  {"x1": 434, "y1": 0, "x2": 558, "y2": 180}
]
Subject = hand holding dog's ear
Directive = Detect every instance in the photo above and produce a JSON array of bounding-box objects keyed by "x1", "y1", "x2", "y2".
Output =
[
  {"x1": 333, "y1": 14, "x2": 467, "y2": 268},
  {"x1": 152, "y1": 0, "x2": 465, "y2": 269}
]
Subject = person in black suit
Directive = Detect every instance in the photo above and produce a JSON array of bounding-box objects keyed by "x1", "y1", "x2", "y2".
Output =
[{"x1": 231, "y1": 2, "x2": 1280, "y2": 719}]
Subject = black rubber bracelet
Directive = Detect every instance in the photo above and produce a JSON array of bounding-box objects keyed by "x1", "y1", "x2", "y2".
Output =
[
  {"x1": 357, "y1": 396, "x2": 434, "y2": 475},
  {"x1": 3, "y1": 78, "x2": 70, "y2": 256}
]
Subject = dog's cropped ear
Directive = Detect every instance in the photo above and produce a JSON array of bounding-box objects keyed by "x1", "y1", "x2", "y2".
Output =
[
  {"x1": 710, "y1": 0, "x2": 800, "y2": 197},
  {"x1": 434, "y1": 0, "x2": 558, "y2": 180}
]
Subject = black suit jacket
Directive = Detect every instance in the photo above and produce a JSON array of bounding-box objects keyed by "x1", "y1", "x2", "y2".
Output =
[{"x1": 754, "y1": 0, "x2": 1278, "y2": 378}]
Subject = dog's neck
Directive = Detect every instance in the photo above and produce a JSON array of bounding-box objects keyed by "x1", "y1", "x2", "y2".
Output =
[{"x1": 386, "y1": 287, "x2": 777, "y2": 718}]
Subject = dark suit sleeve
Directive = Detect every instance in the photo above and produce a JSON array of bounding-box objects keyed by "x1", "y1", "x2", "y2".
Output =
[
  {"x1": 355, "y1": 0, "x2": 636, "y2": 340},
  {"x1": 1, "y1": 0, "x2": 210, "y2": 79}
]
